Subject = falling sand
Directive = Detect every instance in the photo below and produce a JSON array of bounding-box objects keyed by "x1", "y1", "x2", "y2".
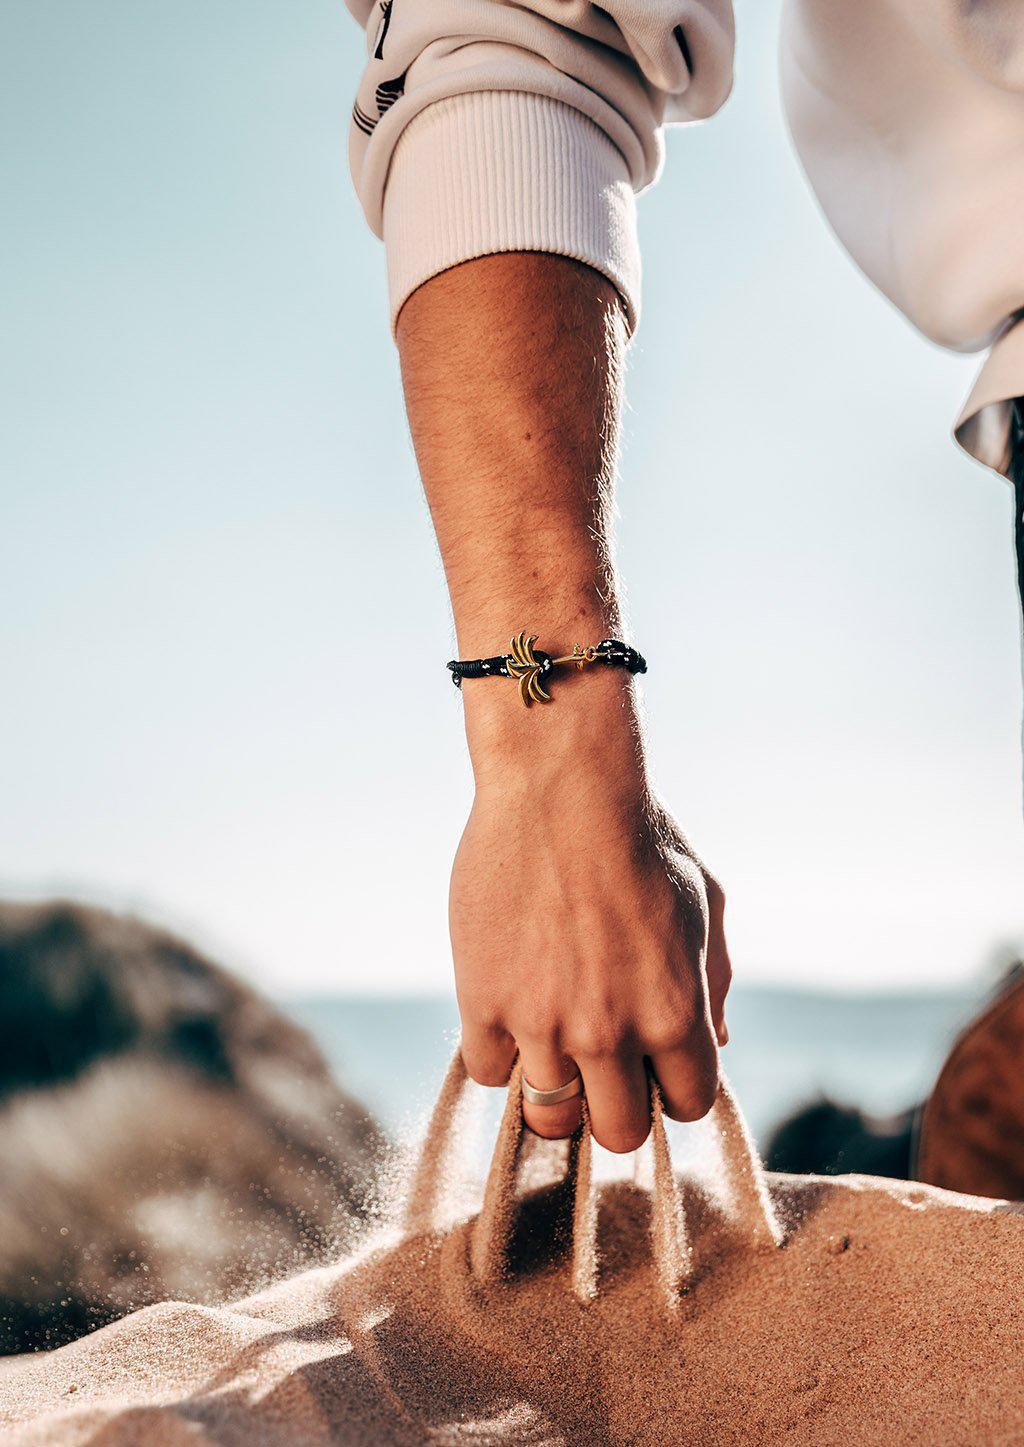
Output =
[{"x1": 2, "y1": 1053, "x2": 1024, "y2": 1444}]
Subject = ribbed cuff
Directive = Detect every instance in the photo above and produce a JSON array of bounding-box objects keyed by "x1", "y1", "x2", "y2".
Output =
[{"x1": 382, "y1": 91, "x2": 641, "y2": 336}]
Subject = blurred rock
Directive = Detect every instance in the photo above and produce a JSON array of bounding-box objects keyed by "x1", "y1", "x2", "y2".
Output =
[
  {"x1": 0, "y1": 901, "x2": 390, "y2": 1352},
  {"x1": 765, "y1": 1097, "x2": 916, "y2": 1180},
  {"x1": 764, "y1": 962, "x2": 1024, "y2": 1186}
]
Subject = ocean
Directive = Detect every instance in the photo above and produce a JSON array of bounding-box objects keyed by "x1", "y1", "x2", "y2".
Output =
[{"x1": 285, "y1": 983, "x2": 987, "y2": 1156}]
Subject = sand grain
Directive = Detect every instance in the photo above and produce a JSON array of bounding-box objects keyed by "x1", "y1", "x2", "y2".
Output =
[{"x1": 2, "y1": 1066, "x2": 1021, "y2": 1445}]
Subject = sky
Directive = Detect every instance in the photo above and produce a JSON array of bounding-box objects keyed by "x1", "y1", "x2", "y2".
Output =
[{"x1": 2, "y1": 0, "x2": 1022, "y2": 996}]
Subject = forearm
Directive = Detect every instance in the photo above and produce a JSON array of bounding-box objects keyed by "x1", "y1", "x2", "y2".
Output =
[
  {"x1": 349, "y1": 0, "x2": 738, "y2": 1146},
  {"x1": 397, "y1": 250, "x2": 726, "y2": 1145},
  {"x1": 397, "y1": 252, "x2": 641, "y2": 780}
]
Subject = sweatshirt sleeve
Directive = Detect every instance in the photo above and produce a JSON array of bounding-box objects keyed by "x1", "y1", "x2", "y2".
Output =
[{"x1": 344, "y1": 0, "x2": 735, "y2": 334}]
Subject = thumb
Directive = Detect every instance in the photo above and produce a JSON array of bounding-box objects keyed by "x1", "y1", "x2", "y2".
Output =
[{"x1": 703, "y1": 873, "x2": 733, "y2": 1046}]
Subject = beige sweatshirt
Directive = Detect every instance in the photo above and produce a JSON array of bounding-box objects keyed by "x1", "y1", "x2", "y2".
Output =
[{"x1": 346, "y1": 0, "x2": 1024, "y2": 475}]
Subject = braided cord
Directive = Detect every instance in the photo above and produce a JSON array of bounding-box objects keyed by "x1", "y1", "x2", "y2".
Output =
[{"x1": 447, "y1": 635, "x2": 647, "y2": 699}]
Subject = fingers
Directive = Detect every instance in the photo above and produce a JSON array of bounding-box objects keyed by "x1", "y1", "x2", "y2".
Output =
[
  {"x1": 517, "y1": 1039, "x2": 583, "y2": 1140},
  {"x1": 650, "y1": 1030, "x2": 720, "y2": 1123},
  {"x1": 460, "y1": 1021, "x2": 516, "y2": 1088},
  {"x1": 577, "y1": 1052, "x2": 652, "y2": 1154},
  {"x1": 469, "y1": 1024, "x2": 719, "y2": 1142}
]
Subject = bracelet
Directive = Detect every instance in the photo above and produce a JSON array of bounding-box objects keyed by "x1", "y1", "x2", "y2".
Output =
[{"x1": 447, "y1": 632, "x2": 647, "y2": 707}]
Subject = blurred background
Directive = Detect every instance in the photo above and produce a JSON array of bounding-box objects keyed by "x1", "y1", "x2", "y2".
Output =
[{"x1": 2, "y1": 0, "x2": 1024, "y2": 1339}]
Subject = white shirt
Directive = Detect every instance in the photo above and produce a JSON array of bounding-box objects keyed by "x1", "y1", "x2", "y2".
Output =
[{"x1": 346, "y1": 0, "x2": 1024, "y2": 475}]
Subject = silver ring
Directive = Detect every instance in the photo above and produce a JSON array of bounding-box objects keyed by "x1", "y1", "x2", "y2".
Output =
[{"x1": 522, "y1": 1072, "x2": 583, "y2": 1107}]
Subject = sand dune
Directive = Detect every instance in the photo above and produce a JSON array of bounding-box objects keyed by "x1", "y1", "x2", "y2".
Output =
[
  {"x1": 2, "y1": 1171, "x2": 1022, "y2": 1444},
  {"x1": 2, "y1": 1062, "x2": 1022, "y2": 1444}
]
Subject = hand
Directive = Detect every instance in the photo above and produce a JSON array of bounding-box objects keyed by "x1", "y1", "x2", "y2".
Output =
[
  {"x1": 452, "y1": 684, "x2": 731, "y2": 1150},
  {"x1": 395, "y1": 256, "x2": 731, "y2": 1145}
]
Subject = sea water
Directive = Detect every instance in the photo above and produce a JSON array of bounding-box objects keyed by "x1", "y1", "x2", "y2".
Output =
[{"x1": 285, "y1": 984, "x2": 981, "y2": 1153}]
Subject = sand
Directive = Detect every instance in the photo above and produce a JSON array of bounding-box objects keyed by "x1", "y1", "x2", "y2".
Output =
[{"x1": 2, "y1": 1055, "x2": 1023, "y2": 1445}]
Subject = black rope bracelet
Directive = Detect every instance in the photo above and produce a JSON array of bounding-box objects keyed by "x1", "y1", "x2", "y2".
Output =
[{"x1": 447, "y1": 632, "x2": 647, "y2": 707}]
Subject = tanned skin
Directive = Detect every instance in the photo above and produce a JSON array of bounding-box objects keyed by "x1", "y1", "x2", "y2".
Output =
[{"x1": 397, "y1": 252, "x2": 730, "y2": 1150}]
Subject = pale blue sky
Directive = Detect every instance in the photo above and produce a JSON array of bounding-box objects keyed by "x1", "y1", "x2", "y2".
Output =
[{"x1": 2, "y1": 0, "x2": 1022, "y2": 994}]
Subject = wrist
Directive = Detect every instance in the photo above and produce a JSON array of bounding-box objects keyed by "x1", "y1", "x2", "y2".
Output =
[{"x1": 464, "y1": 662, "x2": 649, "y2": 798}]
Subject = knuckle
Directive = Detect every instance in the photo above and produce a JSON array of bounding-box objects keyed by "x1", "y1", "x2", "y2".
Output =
[
  {"x1": 570, "y1": 1018, "x2": 629, "y2": 1059},
  {"x1": 512, "y1": 1001, "x2": 561, "y2": 1043},
  {"x1": 644, "y1": 1015, "x2": 694, "y2": 1054},
  {"x1": 461, "y1": 1048, "x2": 511, "y2": 1088},
  {"x1": 456, "y1": 992, "x2": 504, "y2": 1037},
  {"x1": 663, "y1": 1068, "x2": 720, "y2": 1123},
  {"x1": 643, "y1": 987, "x2": 699, "y2": 1045},
  {"x1": 523, "y1": 1102, "x2": 581, "y2": 1141},
  {"x1": 678, "y1": 998, "x2": 713, "y2": 1035},
  {"x1": 476, "y1": 1062, "x2": 514, "y2": 1088},
  {"x1": 593, "y1": 1121, "x2": 651, "y2": 1155}
]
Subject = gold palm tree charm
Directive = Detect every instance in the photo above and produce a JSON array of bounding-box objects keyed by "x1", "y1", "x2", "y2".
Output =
[{"x1": 505, "y1": 632, "x2": 552, "y2": 706}]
